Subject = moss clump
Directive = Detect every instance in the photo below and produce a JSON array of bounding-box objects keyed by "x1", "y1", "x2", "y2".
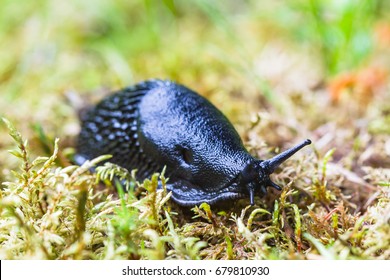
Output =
[{"x1": 0, "y1": 118, "x2": 388, "y2": 260}]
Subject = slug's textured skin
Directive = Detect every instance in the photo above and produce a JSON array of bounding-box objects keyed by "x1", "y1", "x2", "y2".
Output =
[{"x1": 76, "y1": 80, "x2": 311, "y2": 206}]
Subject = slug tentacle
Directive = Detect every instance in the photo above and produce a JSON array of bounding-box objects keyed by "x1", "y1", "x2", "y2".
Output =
[
  {"x1": 240, "y1": 139, "x2": 312, "y2": 205},
  {"x1": 260, "y1": 139, "x2": 312, "y2": 174}
]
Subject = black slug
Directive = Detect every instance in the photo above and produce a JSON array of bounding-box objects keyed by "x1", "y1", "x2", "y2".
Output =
[{"x1": 76, "y1": 79, "x2": 311, "y2": 206}]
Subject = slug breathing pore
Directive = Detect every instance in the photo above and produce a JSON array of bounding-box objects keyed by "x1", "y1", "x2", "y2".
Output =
[{"x1": 240, "y1": 139, "x2": 312, "y2": 205}]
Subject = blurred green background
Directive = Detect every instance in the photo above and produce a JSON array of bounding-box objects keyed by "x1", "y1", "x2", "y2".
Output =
[{"x1": 0, "y1": 0, "x2": 389, "y2": 153}]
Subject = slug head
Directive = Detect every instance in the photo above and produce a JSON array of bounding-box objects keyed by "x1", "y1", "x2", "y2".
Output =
[
  {"x1": 239, "y1": 139, "x2": 312, "y2": 205},
  {"x1": 138, "y1": 82, "x2": 312, "y2": 206}
]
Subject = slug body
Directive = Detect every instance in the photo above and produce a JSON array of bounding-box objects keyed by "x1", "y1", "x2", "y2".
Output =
[{"x1": 76, "y1": 80, "x2": 311, "y2": 206}]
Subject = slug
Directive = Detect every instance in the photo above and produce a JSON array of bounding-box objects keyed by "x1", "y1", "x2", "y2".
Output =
[{"x1": 76, "y1": 79, "x2": 311, "y2": 206}]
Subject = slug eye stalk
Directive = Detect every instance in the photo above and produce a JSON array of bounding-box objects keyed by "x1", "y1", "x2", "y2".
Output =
[{"x1": 241, "y1": 139, "x2": 312, "y2": 205}]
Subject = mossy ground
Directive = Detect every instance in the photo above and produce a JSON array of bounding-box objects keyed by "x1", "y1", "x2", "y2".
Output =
[{"x1": 0, "y1": 0, "x2": 389, "y2": 260}]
